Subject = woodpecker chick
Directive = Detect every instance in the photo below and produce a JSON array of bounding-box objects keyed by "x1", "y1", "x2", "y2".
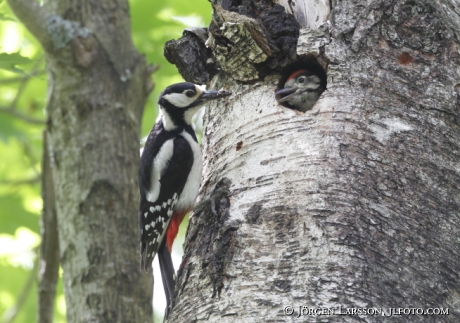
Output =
[
  {"x1": 138, "y1": 82, "x2": 231, "y2": 311},
  {"x1": 276, "y1": 69, "x2": 324, "y2": 112}
]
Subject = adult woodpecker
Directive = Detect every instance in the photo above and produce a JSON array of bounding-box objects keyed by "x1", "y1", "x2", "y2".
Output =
[
  {"x1": 275, "y1": 69, "x2": 325, "y2": 112},
  {"x1": 138, "y1": 82, "x2": 231, "y2": 310}
]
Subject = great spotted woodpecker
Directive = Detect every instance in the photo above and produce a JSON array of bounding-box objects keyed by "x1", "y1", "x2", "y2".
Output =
[
  {"x1": 275, "y1": 70, "x2": 325, "y2": 112},
  {"x1": 139, "y1": 82, "x2": 231, "y2": 309}
]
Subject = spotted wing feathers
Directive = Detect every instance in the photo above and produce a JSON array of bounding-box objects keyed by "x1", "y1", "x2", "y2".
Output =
[{"x1": 139, "y1": 194, "x2": 179, "y2": 271}]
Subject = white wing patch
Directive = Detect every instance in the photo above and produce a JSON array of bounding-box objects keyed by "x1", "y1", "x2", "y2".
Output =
[
  {"x1": 176, "y1": 131, "x2": 203, "y2": 211},
  {"x1": 146, "y1": 139, "x2": 174, "y2": 203}
]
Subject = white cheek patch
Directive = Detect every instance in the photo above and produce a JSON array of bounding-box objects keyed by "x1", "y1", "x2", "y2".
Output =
[
  {"x1": 196, "y1": 84, "x2": 206, "y2": 94},
  {"x1": 163, "y1": 93, "x2": 195, "y2": 108},
  {"x1": 305, "y1": 76, "x2": 321, "y2": 89},
  {"x1": 183, "y1": 106, "x2": 204, "y2": 125}
]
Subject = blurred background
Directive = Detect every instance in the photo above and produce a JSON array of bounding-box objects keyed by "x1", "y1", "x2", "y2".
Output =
[{"x1": 0, "y1": 0, "x2": 211, "y2": 321}]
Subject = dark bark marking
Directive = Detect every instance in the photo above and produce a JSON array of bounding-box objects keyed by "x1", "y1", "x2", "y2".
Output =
[
  {"x1": 86, "y1": 293, "x2": 102, "y2": 310},
  {"x1": 80, "y1": 267, "x2": 99, "y2": 284},
  {"x1": 177, "y1": 179, "x2": 237, "y2": 300},
  {"x1": 246, "y1": 203, "x2": 262, "y2": 224},
  {"x1": 235, "y1": 140, "x2": 243, "y2": 151},
  {"x1": 87, "y1": 245, "x2": 105, "y2": 265},
  {"x1": 273, "y1": 279, "x2": 291, "y2": 293},
  {"x1": 200, "y1": 179, "x2": 237, "y2": 298},
  {"x1": 398, "y1": 51, "x2": 414, "y2": 65},
  {"x1": 178, "y1": 262, "x2": 194, "y2": 295},
  {"x1": 258, "y1": 4, "x2": 300, "y2": 69},
  {"x1": 71, "y1": 36, "x2": 98, "y2": 68},
  {"x1": 60, "y1": 242, "x2": 76, "y2": 264}
]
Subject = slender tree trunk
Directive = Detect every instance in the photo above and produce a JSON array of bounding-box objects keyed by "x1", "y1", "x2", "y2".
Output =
[
  {"x1": 166, "y1": 0, "x2": 460, "y2": 322},
  {"x1": 7, "y1": 0, "x2": 154, "y2": 322},
  {"x1": 38, "y1": 132, "x2": 60, "y2": 323}
]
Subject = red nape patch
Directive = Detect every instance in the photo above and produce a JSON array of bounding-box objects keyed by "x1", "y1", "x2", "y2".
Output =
[
  {"x1": 166, "y1": 210, "x2": 188, "y2": 252},
  {"x1": 286, "y1": 69, "x2": 308, "y2": 82}
]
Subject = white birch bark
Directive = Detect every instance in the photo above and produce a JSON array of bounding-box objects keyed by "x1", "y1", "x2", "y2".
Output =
[
  {"x1": 169, "y1": 0, "x2": 460, "y2": 322},
  {"x1": 279, "y1": 0, "x2": 330, "y2": 29}
]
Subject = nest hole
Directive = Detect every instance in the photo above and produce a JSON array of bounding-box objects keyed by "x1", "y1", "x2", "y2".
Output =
[{"x1": 275, "y1": 57, "x2": 327, "y2": 111}]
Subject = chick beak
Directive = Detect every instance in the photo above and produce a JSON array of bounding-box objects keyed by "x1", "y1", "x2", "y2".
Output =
[{"x1": 275, "y1": 87, "x2": 298, "y2": 103}]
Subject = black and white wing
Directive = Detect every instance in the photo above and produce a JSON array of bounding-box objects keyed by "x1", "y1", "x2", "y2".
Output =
[{"x1": 138, "y1": 130, "x2": 194, "y2": 271}]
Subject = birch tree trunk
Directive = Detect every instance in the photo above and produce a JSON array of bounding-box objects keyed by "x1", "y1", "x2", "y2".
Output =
[
  {"x1": 7, "y1": 0, "x2": 153, "y2": 322},
  {"x1": 166, "y1": 0, "x2": 460, "y2": 322}
]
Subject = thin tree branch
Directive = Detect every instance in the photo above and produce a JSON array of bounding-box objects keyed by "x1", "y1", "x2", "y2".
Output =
[
  {"x1": 19, "y1": 139, "x2": 41, "y2": 175},
  {"x1": 38, "y1": 131, "x2": 60, "y2": 323},
  {"x1": 0, "y1": 176, "x2": 41, "y2": 186},
  {"x1": 0, "y1": 106, "x2": 46, "y2": 125},
  {"x1": 9, "y1": 78, "x2": 29, "y2": 109},
  {"x1": 6, "y1": 0, "x2": 53, "y2": 52},
  {"x1": 0, "y1": 57, "x2": 47, "y2": 125},
  {"x1": 9, "y1": 58, "x2": 45, "y2": 109},
  {"x1": 0, "y1": 250, "x2": 39, "y2": 323},
  {"x1": 0, "y1": 70, "x2": 45, "y2": 85}
]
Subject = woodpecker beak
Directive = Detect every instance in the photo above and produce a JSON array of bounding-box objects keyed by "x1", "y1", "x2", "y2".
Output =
[
  {"x1": 275, "y1": 87, "x2": 298, "y2": 103},
  {"x1": 200, "y1": 89, "x2": 232, "y2": 101}
]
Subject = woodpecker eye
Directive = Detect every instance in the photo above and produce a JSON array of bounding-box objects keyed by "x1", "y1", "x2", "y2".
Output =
[
  {"x1": 185, "y1": 90, "x2": 195, "y2": 97},
  {"x1": 298, "y1": 76, "x2": 306, "y2": 83}
]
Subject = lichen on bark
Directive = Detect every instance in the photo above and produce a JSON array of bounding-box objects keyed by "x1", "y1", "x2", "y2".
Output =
[{"x1": 165, "y1": 2, "x2": 300, "y2": 83}]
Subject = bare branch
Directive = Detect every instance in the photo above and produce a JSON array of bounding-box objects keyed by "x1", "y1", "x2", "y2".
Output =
[
  {"x1": 9, "y1": 58, "x2": 46, "y2": 109},
  {"x1": 9, "y1": 78, "x2": 29, "y2": 109},
  {"x1": 6, "y1": 0, "x2": 52, "y2": 52},
  {"x1": 0, "y1": 176, "x2": 41, "y2": 186},
  {"x1": 0, "y1": 106, "x2": 46, "y2": 125},
  {"x1": 0, "y1": 70, "x2": 46, "y2": 85},
  {"x1": 0, "y1": 57, "x2": 47, "y2": 125}
]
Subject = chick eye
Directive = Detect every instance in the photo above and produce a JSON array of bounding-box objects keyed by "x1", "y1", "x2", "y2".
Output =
[
  {"x1": 185, "y1": 90, "x2": 195, "y2": 97},
  {"x1": 298, "y1": 76, "x2": 306, "y2": 83}
]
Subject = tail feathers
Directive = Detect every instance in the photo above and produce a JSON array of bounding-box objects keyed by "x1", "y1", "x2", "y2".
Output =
[{"x1": 158, "y1": 243, "x2": 176, "y2": 311}]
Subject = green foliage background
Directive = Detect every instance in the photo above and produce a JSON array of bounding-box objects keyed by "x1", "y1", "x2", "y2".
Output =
[{"x1": 0, "y1": 0, "x2": 211, "y2": 321}]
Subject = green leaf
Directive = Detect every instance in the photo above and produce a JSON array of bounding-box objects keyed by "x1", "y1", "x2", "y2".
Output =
[{"x1": 0, "y1": 53, "x2": 33, "y2": 73}]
